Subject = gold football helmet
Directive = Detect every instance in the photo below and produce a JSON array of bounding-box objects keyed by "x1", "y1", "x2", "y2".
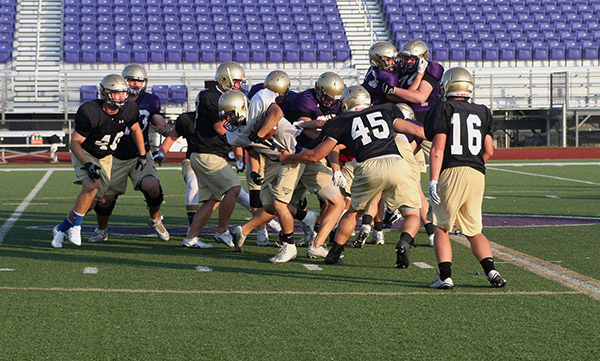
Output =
[
  {"x1": 264, "y1": 70, "x2": 290, "y2": 97},
  {"x1": 314, "y1": 72, "x2": 345, "y2": 107},
  {"x1": 121, "y1": 64, "x2": 147, "y2": 95},
  {"x1": 99, "y1": 74, "x2": 129, "y2": 109},
  {"x1": 368, "y1": 42, "x2": 398, "y2": 71},
  {"x1": 395, "y1": 103, "x2": 415, "y2": 120},
  {"x1": 218, "y1": 89, "x2": 248, "y2": 131},
  {"x1": 399, "y1": 40, "x2": 429, "y2": 72},
  {"x1": 341, "y1": 85, "x2": 371, "y2": 113},
  {"x1": 440, "y1": 67, "x2": 474, "y2": 100},
  {"x1": 215, "y1": 61, "x2": 246, "y2": 90}
]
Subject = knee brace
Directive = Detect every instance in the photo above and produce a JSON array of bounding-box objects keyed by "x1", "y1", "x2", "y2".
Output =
[
  {"x1": 249, "y1": 190, "x2": 262, "y2": 208},
  {"x1": 94, "y1": 197, "x2": 117, "y2": 216},
  {"x1": 142, "y1": 185, "x2": 164, "y2": 208}
]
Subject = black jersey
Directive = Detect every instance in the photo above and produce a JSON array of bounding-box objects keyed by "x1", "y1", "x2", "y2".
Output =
[
  {"x1": 194, "y1": 87, "x2": 231, "y2": 158},
  {"x1": 174, "y1": 111, "x2": 202, "y2": 159},
  {"x1": 321, "y1": 103, "x2": 403, "y2": 163},
  {"x1": 74, "y1": 99, "x2": 139, "y2": 159},
  {"x1": 113, "y1": 92, "x2": 161, "y2": 160},
  {"x1": 424, "y1": 100, "x2": 493, "y2": 174}
]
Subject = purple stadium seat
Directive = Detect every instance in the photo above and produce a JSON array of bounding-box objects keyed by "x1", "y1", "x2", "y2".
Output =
[
  {"x1": 550, "y1": 42, "x2": 566, "y2": 60},
  {"x1": 132, "y1": 43, "x2": 149, "y2": 63},
  {"x1": 80, "y1": 86, "x2": 98, "y2": 103},
  {"x1": 81, "y1": 44, "x2": 97, "y2": 63},
  {"x1": 334, "y1": 45, "x2": 351, "y2": 61},
  {"x1": 449, "y1": 44, "x2": 466, "y2": 61},
  {"x1": 152, "y1": 85, "x2": 170, "y2": 104},
  {"x1": 98, "y1": 44, "x2": 115, "y2": 63},
  {"x1": 170, "y1": 85, "x2": 188, "y2": 103},
  {"x1": 200, "y1": 43, "x2": 216, "y2": 62},
  {"x1": 284, "y1": 43, "x2": 300, "y2": 62},
  {"x1": 582, "y1": 42, "x2": 599, "y2": 59},
  {"x1": 250, "y1": 43, "x2": 267, "y2": 62},
  {"x1": 300, "y1": 42, "x2": 317, "y2": 62},
  {"x1": 166, "y1": 43, "x2": 183, "y2": 62},
  {"x1": 532, "y1": 42, "x2": 549, "y2": 60},
  {"x1": 317, "y1": 43, "x2": 334, "y2": 62},
  {"x1": 0, "y1": 43, "x2": 10, "y2": 62},
  {"x1": 267, "y1": 43, "x2": 283, "y2": 62},
  {"x1": 115, "y1": 45, "x2": 132, "y2": 63},
  {"x1": 566, "y1": 42, "x2": 582, "y2": 60},
  {"x1": 466, "y1": 44, "x2": 483, "y2": 61},
  {"x1": 482, "y1": 44, "x2": 499, "y2": 61},
  {"x1": 183, "y1": 43, "x2": 199, "y2": 62}
]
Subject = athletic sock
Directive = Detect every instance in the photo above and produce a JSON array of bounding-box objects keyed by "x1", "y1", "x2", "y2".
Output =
[
  {"x1": 57, "y1": 217, "x2": 72, "y2": 232},
  {"x1": 330, "y1": 242, "x2": 344, "y2": 255},
  {"x1": 361, "y1": 214, "x2": 373, "y2": 227},
  {"x1": 374, "y1": 221, "x2": 383, "y2": 232},
  {"x1": 236, "y1": 187, "x2": 251, "y2": 211},
  {"x1": 438, "y1": 262, "x2": 452, "y2": 280},
  {"x1": 72, "y1": 211, "x2": 85, "y2": 227},
  {"x1": 424, "y1": 222, "x2": 435, "y2": 236},
  {"x1": 186, "y1": 211, "x2": 196, "y2": 226},
  {"x1": 279, "y1": 231, "x2": 294, "y2": 244},
  {"x1": 480, "y1": 257, "x2": 496, "y2": 276},
  {"x1": 398, "y1": 232, "x2": 414, "y2": 247}
]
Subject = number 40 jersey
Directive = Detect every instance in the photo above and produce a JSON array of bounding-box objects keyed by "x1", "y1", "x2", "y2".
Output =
[
  {"x1": 321, "y1": 103, "x2": 404, "y2": 163},
  {"x1": 423, "y1": 99, "x2": 493, "y2": 174}
]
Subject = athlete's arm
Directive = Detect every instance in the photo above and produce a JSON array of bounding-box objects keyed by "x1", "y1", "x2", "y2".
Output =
[
  {"x1": 279, "y1": 138, "x2": 337, "y2": 165},
  {"x1": 256, "y1": 103, "x2": 284, "y2": 139},
  {"x1": 389, "y1": 80, "x2": 433, "y2": 104},
  {"x1": 129, "y1": 122, "x2": 146, "y2": 156},
  {"x1": 326, "y1": 143, "x2": 346, "y2": 173},
  {"x1": 393, "y1": 118, "x2": 426, "y2": 140},
  {"x1": 158, "y1": 128, "x2": 181, "y2": 154},
  {"x1": 482, "y1": 134, "x2": 494, "y2": 162},
  {"x1": 429, "y1": 133, "x2": 446, "y2": 182},
  {"x1": 70, "y1": 131, "x2": 91, "y2": 165},
  {"x1": 150, "y1": 113, "x2": 172, "y2": 136}
]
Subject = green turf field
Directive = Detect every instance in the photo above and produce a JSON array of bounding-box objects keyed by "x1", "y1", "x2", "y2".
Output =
[{"x1": 1, "y1": 160, "x2": 599, "y2": 360}]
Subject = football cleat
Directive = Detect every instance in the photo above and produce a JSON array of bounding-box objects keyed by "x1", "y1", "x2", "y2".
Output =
[
  {"x1": 395, "y1": 240, "x2": 411, "y2": 268},
  {"x1": 181, "y1": 237, "x2": 213, "y2": 249},
  {"x1": 324, "y1": 245, "x2": 344, "y2": 265},
  {"x1": 67, "y1": 225, "x2": 82, "y2": 246},
  {"x1": 352, "y1": 224, "x2": 371, "y2": 248},
  {"x1": 214, "y1": 230, "x2": 234, "y2": 248},
  {"x1": 88, "y1": 228, "x2": 108, "y2": 243},
  {"x1": 51, "y1": 226, "x2": 65, "y2": 248},
  {"x1": 267, "y1": 219, "x2": 282, "y2": 233},
  {"x1": 382, "y1": 208, "x2": 402, "y2": 229},
  {"x1": 372, "y1": 230, "x2": 385, "y2": 245},
  {"x1": 307, "y1": 245, "x2": 329, "y2": 259},
  {"x1": 148, "y1": 216, "x2": 170, "y2": 242},
  {"x1": 429, "y1": 277, "x2": 454, "y2": 289},
  {"x1": 427, "y1": 233, "x2": 435, "y2": 247},
  {"x1": 269, "y1": 242, "x2": 297, "y2": 263},
  {"x1": 256, "y1": 229, "x2": 270, "y2": 246},
  {"x1": 231, "y1": 225, "x2": 246, "y2": 252},
  {"x1": 487, "y1": 270, "x2": 507, "y2": 288},
  {"x1": 300, "y1": 211, "x2": 318, "y2": 245}
]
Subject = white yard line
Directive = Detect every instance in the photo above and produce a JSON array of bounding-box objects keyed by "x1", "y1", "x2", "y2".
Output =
[
  {"x1": 0, "y1": 170, "x2": 53, "y2": 245},
  {"x1": 487, "y1": 167, "x2": 600, "y2": 185}
]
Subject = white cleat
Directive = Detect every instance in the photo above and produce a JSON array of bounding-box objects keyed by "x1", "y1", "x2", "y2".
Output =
[
  {"x1": 256, "y1": 229, "x2": 270, "y2": 246},
  {"x1": 148, "y1": 216, "x2": 170, "y2": 242},
  {"x1": 269, "y1": 242, "x2": 297, "y2": 263},
  {"x1": 214, "y1": 230, "x2": 234, "y2": 248},
  {"x1": 300, "y1": 211, "x2": 318, "y2": 244},
  {"x1": 352, "y1": 224, "x2": 371, "y2": 248},
  {"x1": 429, "y1": 277, "x2": 454, "y2": 289},
  {"x1": 231, "y1": 225, "x2": 247, "y2": 252},
  {"x1": 428, "y1": 233, "x2": 435, "y2": 247},
  {"x1": 372, "y1": 230, "x2": 385, "y2": 245},
  {"x1": 51, "y1": 226, "x2": 64, "y2": 248},
  {"x1": 88, "y1": 228, "x2": 108, "y2": 243},
  {"x1": 307, "y1": 244, "x2": 329, "y2": 259},
  {"x1": 181, "y1": 237, "x2": 213, "y2": 249},
  {"x1": 267, "y1": 219, "x2": 282, "y2": 233},
  {"x1": 67, "y1": 225, "x2": 82, "y2": 246}
]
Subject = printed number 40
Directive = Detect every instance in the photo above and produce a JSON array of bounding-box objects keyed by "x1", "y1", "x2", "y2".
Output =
[{"x1": 351, "y1": 111, "x2": 390, "y2": 145}]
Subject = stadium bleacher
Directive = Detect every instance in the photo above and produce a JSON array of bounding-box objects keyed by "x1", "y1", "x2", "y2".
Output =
[
  {"x1": 383, "y1": 0, "x2": 600, "y2": 62},
  {"x1": 0, "y1": 0, "x2": 15, "y2": 63},
  {"x1": 62, "y1": 0, "x2": 351, "y2": 64}
]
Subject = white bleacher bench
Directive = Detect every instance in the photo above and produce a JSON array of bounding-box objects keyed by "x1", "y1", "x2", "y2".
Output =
[{"x1": 0, "y1": 131, "x2": 67, "y2": 163}]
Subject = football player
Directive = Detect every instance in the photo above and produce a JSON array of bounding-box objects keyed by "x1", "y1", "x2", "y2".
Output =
[
  {"x1": 279, "y1": 85, "x2": 425, "y2": 267},
  {"x1": 179, "y1": 61, "x2": 246, "y2": 249},
  {"x1": 425, "y1": 67, "x2": 506, "y2": 289},
  {"x1": 286, "y1": 71, "x2": 346, "y2": 258},
  {"x1": 88, "y1": 64, "x2": 172, "y2": 244},
  {"x1": 52, "y1": 74, "x2": 146, "y2": 248},
  {"x1": 227, "y1": 70, "x2": 317, "y2": 263}
]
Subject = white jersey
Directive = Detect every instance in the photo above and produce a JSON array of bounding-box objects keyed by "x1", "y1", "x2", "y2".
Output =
[{"x1": 227, "y1": 88, "x2": 300, "y2": 160}]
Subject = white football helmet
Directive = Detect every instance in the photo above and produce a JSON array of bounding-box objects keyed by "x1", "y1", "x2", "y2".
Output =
[
  {"x1": 264, "y1": 70, "x2": 290, "y2": 98},
  {"x1": 215, "y1": 61, "x2": 246, "y2": 90},
  {"x1": 218, "y1": 89, "x2": 248, "y2": 131},
  {"x1": 440, "y1": 67, "x2": 474, "y2": 100},
  {"x1": 368, "y1": 42, "x2": 398, "y2": 71},
  {"x1": 121, "y1": 64, "x2": 147, "y2": 96},
  {"x1": 399, "y1": 40, "x2": 429, "y2": 73},
  {"x1": 99, "y1": 74, "x2": 129, "y2": 109},
  {"x1": 341, "y1": 85, "x2": 371, "y2": 113},
  {"x1": 395, "y1": 103, "x2": 415, "y2": 120},
  {"x1": 314, "y1": 72, "x2": 345, "y2": 108}
]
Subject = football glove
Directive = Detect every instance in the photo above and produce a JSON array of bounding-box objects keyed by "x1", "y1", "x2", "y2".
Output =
[
  {"x1": 153, "y1": 151, "x2": 165, "y2": 166},
  {"x1": 332, "y1": 171, "x2": 348, "y2": 189},
  {"x1": 381, "y1": 82, "x2": 395, "y2": 96},
  {"x1": 235, "y1": 160, "x2": 246, "y2": 173},
  {"x1": 83, "y1": 162, "x2": 101, "y2": 180},
  {"x1": 135, "y1": 154, "x2": 147, "y2": 171},
  {"x1": 250, "y1": 171, "x2": 264, "y2": 185},
  {"x1": 248, "y1": 129, "x2": 265, "y2": 144},
  {"x1": 417, "y1": 58, "x2": 428, "y2": 74},
  {"x1": 429, "y1": 180, "x2": 441, "y2": 205}
]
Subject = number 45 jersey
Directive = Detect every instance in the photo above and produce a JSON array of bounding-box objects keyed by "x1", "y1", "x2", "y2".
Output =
[
  {"x1": 321, "y1": 103, "x2": 404, "y2": 163},
  {"x1": 423, "y1": 99, "x2": 493, "y2": 174}
]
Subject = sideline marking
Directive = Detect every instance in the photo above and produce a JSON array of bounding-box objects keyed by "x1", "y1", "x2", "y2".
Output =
[
  {"x1": 195, "y1": 266, "x2": 213, "y2": 272},
  {"x1": 413, "y1": 262, "x2": 434, "y2": 269},
  {"x1": 83, "y1": 267, "x2": 98, "y2": 274},
  {"x1": 0, "y1": 286, "x2": 579, "y2": 297},
  {"x1": 303, "y1": 264, "x2": 323, "y2": 271},
  {"x1": 0, "y1": 170, "x2": 53, "y2": 245},
  {"x1": 450, "y1": 235, "x2": 600, "y2": 302},
  {"x1": 0, "y1": 268, "x2": 15, "y2": 271},
  {"x1": 487, "y1": 167, "x2": 600, "y2": 186},
  {"x1": 545, "y1": 195, "x2": 561, "y2": 199}
]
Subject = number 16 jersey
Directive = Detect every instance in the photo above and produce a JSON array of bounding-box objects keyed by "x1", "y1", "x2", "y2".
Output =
[
  {"x1": 321, "y1": 103, "x2": 403, "y2": 163},
  {"x1": 424, "y1": 100, "x2": 493, "y2": 174}
]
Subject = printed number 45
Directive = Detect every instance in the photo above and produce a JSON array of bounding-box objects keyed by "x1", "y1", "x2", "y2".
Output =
[{"x1": 351, "y1": 111, "x2": 390, "y2": 145}]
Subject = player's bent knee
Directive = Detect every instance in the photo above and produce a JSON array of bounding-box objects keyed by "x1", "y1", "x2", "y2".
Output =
[
  {"x1": 94, "y1": 197, "x2": 117, "y2": 216},
  {"x1": 249, "y1": 190, "x2": 262, "y2": 208},
  {"x1": 142, "y1": 185, "x2": 164, "y2": 207}
]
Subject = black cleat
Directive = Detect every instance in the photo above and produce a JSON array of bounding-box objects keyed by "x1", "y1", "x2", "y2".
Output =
[
  {"x1": 487, "y1": 270, "x2": 507, "y2": 288},
  {"x1": 324, "y1": 243, "x2": 344, "y2": 265},
  {"x1": 395, "y1": 240, "x2": 411, "y2": 268}
]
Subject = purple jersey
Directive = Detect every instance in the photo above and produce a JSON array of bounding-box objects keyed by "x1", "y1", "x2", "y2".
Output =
[
  {"x1": 113, "y1": 92, "x2": 161, "y2": 160},
  {"x1": 397, "y1": 60, "x2": 444, "y2": 115},
  {"x1": 362, "y1": 66, "x2": 401, "y2": 105},
  {"x1": 289, "y1": 89, "x2": 341, "y2": 123}
]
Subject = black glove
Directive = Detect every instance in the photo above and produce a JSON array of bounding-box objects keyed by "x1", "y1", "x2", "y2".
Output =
[
  {"x1": 381, "y1": 82, "x2": 395, "y2": 95},
  {"x1": 83, "y1": 162, "x2": 101, "y2": 180},
  {"x1": 249, "y1": 129, "x2": 265, "y2": 144},
  {"x1": 250, "y1": 171, "x2": 264, "y2": 185},
  {"x1": 135, "y1": 154, "x2": 147, "y2": 171},
  {"x1": 153, "y1": 151, "x2": 165, "y2": 166}
]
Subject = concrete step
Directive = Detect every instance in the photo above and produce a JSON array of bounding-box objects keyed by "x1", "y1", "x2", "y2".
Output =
[
  {"x1": 14, "y1": 96, "x2": 61, "y2": 103},
  {"x1": 16, "y1": 55, "x2": 61, "y2": 62},
  {"x1": 18, "y1": 28, "x2": 61, "y2": 33},
  {"x1": 15, "y1": 65, "x2": 61, "y2": 72}
]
